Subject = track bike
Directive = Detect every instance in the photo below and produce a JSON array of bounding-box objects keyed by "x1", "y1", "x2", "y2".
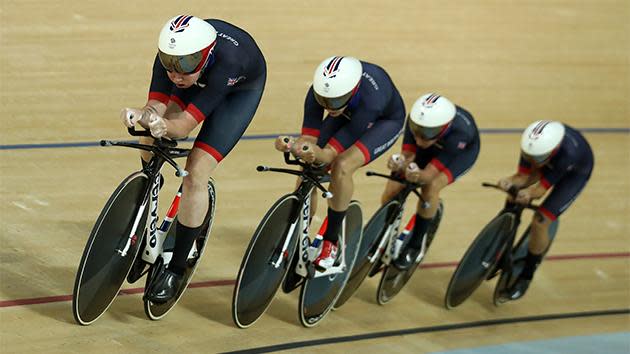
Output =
[
  {"x1": 72, "y1": 128, "x2": 215, "y2": 325},
  {"x1": 232, "y1": 151, "x2": 363, "y2": 328},
  {"x1": 335, "y1": 171, "x2": 443, "y2": 307},
  {"x1": 444, "y1": 183, "x2": 558, "y2": 308}
]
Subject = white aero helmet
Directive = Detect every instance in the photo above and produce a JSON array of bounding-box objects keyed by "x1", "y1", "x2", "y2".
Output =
[
  {"x1": 312, "y1": 56, "x2": 363, "y2": 110},
  {"x1": 408, "y1": 93, "x2": 456, "y2": 140},
  {"x1": 158, "y1": 15, "x2": 217, "y2": 74},
  {"x1": 520, "y1": 120, "x2": 565, "y2": 164}
]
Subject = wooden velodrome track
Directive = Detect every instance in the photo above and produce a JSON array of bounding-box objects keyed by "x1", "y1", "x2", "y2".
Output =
[{"x1": 1, "y1": 1, "x2": 628, "y2": 353}]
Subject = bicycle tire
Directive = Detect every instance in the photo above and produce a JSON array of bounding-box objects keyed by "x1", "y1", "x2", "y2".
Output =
[
  {"x1": 72, "y1": 172, "x2": 149, "y2": 325},
  {"x1": 377, "y1": 201, "x2": 444, "y2": 305},
  {"x1": 299, "y1": 201, "x2": 362, "y2": 327},
  {"x1": 493, "y1": 219, "x2": 559, "y2": 306},
  {"x1": 232, "y1": 194, "x2": 300, "y2": 329},
  {"x1": 333, "y1": 200, "x2": 400, "y2": 309},
  {"x1": 444, "y1": 212, "x2": 514, "y2": 309},
  {"x1": 144, "y1": 179, "x2": 217, "y2": 320}
]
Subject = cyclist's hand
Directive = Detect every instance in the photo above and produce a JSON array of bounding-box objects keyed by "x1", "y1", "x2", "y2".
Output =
[
  {"x1": 498, "y1": 177, "x2": 513, "y2": 192},
  {"x1": 405, "y1": 162, "x2": 421, "y2": 183},
  {"x1": 387, "y1": 154, "x2": 404, "y2": 172},
  {"x1": 148, "y1": 115, "x2": 167, "y2": 138},
  {"x1": 293, "y1": 141, "x2": 316, "y2": 164},
  {"x1": 275, "y1": 136, "x2": 294, "y2": 152},
  {"x1": 515, "y1": 189, "x2": 532, "y2": 205},
  {"x1": 120, "y1": 108, "x2": 151, "y2": 128}
]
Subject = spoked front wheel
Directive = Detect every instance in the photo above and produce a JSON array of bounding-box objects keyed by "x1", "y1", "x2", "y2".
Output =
[
  {"x1": 72, "y1": 172, "x2": 149, "y2": 325},
  {"x1": 232, "y1": 194, "x2": 300, "y2": 329},
  {"x1": 333, "y1": 200, "x2": 400, "y2": 309},
  {"x1": 377, "y1": 201, "x2": 444, "y2": 305},
  {"x1": 444, "y1": 213, "x2": 515, "y2": 309},
  {"x1": 299, "y1": 201, "x2": 363, "y2": 327},
  {"x1": 144, "y1": 179, "x2": 217, "y2": 320}
]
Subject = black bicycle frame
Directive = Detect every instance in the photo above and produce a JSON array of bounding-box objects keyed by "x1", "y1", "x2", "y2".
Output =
[
  {"x1": 257, "y1": 152, "x2": 331, "y2": 268},
  {"x1": 102, "y1": 128, "x2": 190, "y2": 257},
  {"x1": 366, "y1": 171, "x2": 427, "y2": 224},
  {"x1": 482, "y1": 183, "x2": 539, "y2": 276}
]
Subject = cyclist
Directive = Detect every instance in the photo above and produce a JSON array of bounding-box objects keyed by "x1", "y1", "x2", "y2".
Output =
[
  {"x1": 121, "y1": 15, "x2": 266, "y2": 303},
  {"x1": 498, "y1": 120, "x2": 593, "y2": 300},
  {"x1": 383, "y1": 93, "x2": 480, "y2": 270},
  {"x1": 276, "y1": 56, "x2": 405, "y2": 270}
]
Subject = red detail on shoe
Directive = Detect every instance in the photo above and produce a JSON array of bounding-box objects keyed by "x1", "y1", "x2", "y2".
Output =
[
  {"x1": 130, "y1": 234, "x2": 137, "y2": 246},
  {"x1": 314, "y1": 240, "x2": 338, "y2": 266}
]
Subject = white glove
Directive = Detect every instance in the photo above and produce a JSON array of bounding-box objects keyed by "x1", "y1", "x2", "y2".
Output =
[
  {"x1": 387, "y1": 154, "x2": 405, "y2": 171},
  {"x1": 121, "y1": 107, "x2": 154, "y2": 128},
  {"x1": 148, "y1": 115, "x2": 167, "y2": 138}
]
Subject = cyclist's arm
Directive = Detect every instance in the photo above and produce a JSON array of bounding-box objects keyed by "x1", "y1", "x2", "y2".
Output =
[
  {"x1": 307, "y1": 142, "x2": 338, "y2": 165},
  {"x1": 296, "y1": 135, "x2": 318, "y2": 145},
  {"x1": 142, "y1": 100, "x2": 167, "y2": 117},
  {"x1": 520, "y1": 181, "x2": 548, "y2": 200},
  {"x1": 401, "y1": 150, "x2": 416, "y2": 170},
  {"x1": 507, "y1": 172, "x2": 540, "y2": 188},
  {"x1": 161, "y1": 110, "x2": 198, "y2": 139},
  {"x1": 507, "y1": 156, "x2": 541, "y2": 187},
  {"x1": 415, "y1": 162, "x2": 441, "y2": 184}
]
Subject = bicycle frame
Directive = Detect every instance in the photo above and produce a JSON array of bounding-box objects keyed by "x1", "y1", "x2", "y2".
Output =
[
  {"x1": 105, "y1": 128, "x2": 191, "y2": 266},
  {"x1": 259, "y1": 153, "x2": 348, "y2": 278},
  {"x1": 365, "y1": 172, "x2": 425, "y2": 266},
  {"x1": 481, "y1": 183, "x2": 539, "y2": 275}
]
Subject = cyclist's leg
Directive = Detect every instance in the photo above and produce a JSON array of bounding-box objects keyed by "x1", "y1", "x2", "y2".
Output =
[
  {"x1": 529, "y1": 172, "x2": 591, "y2": 264},
  {"x1": 312, "y1": 147, "x2": 364, "y2": 268},
  {"x1": 510, "y1": 171, "x2": 591, "y2": 299},
  {"x1": 417, "y1": 141, "x2": 479, "y2": 242},
  {"x1": 381, "y1": 179, "x2": 405, "y2": 205},
  {"x1": 148, "y1": 76, "x2": 266, "y2": 302},
  {"x1": 397, "y1": 142, "x2": 479, "y2": 268},
  {"x1": 316, "y1": 118, "x2": 403, "y2": 268}
]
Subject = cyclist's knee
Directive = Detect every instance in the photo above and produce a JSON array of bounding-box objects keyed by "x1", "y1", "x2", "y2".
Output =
[
  {"x1": 381, "y1": 182, "x2": 403, "y2": 204},
  {"x1": 331, "y1": 156, "x2": 360, "y2": 180},
  {"x1": 422, "y1": 177, "x2": 445, "y2": 200},
  {"x1": 183, "y1": 165, "x2": 212, "y2": 191}
]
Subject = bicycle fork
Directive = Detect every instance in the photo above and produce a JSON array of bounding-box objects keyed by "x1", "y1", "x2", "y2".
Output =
[
  {"x1": 270, "y1": 193, "x2": 310, "y2": 270},
  {"x1": 116, "y1": 176, "x2": 161, "y2": 257}
]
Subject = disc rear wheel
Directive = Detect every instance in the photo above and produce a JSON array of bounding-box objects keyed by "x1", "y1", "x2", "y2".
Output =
[
  {"x1": 144, "y1": 179, "x2": 217, "y2": 320},
  {"x1": 299, "y1": 201, "x2": 363, "y2": 327}
]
